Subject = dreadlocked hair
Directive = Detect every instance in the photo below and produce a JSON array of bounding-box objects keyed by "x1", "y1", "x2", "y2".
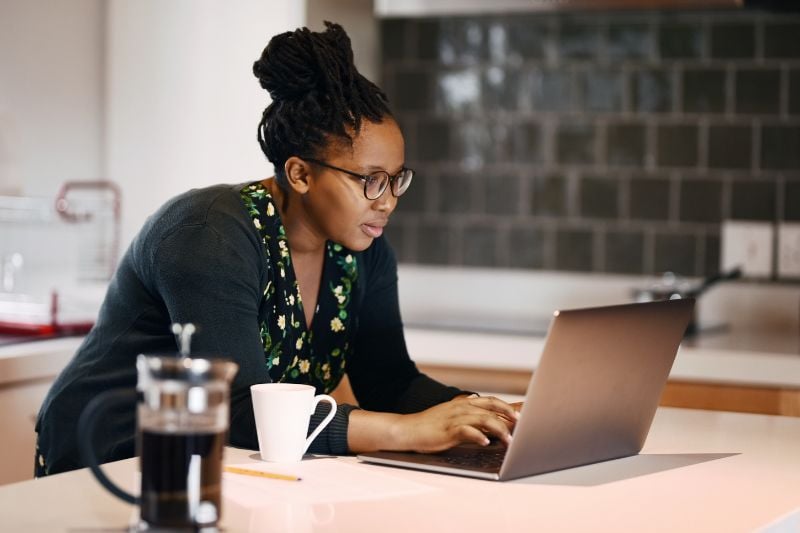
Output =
[{"x1": 253, "y1": 21, "x2": 392, "y2": 188}]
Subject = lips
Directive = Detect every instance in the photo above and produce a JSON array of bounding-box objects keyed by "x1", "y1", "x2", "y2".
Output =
[{"x1": 361, "y1": 220, "x2": 387, "y2": 238}]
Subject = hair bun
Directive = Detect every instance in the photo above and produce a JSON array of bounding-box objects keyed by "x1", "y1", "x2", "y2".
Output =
[{"x1": 253, "y1": 22, "x2": 353, "y2": 102}]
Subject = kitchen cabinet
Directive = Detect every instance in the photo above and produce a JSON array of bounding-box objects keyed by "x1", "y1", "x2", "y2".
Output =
[{"x1": 0, "y1": 338, "x2": 81, "y2": 485}]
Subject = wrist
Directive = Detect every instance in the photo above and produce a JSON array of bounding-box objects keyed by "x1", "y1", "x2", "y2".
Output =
[{"x1": 388, "y1": 413, "x2": 412, "y2": 451}]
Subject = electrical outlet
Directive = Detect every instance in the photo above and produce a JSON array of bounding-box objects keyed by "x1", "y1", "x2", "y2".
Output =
[
  {"x1": 777, "y1": 223, "x2": 800, "y2": 279},
  {"x1": 720, "y1": 221, "x2": 773, "y2": 278}
]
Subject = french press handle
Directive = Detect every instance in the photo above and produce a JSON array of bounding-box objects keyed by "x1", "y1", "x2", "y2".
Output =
[{"x1": 76, "y1": 388, "x2": 139, "y2": 505}]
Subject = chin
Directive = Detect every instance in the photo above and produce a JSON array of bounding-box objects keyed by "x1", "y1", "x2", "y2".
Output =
[{"x1": 335, "y1": 233, "x2": 375, "y2": 252}]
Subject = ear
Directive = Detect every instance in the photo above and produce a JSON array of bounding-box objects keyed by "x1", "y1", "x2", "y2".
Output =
[{"x1": 284, "y1": 157, "x2": 313, "y2": 194}]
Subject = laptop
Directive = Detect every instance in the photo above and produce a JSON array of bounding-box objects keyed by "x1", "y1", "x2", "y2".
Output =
[{"x1": 358, "y1": 298, "x2": 694, "y2": 481}]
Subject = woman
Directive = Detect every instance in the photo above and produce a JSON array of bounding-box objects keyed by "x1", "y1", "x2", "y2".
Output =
[{"x1": 35, "y1": 22, "x2": 517, "y2": 476}]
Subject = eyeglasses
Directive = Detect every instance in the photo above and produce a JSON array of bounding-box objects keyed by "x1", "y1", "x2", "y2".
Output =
[{"x1": 303, "y1": 158, "x2": 414, "y2": 200}]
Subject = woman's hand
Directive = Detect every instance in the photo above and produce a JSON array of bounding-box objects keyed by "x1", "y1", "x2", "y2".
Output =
[{"x1": 392, "y1": 396, "x2": 519, "y2": 453}]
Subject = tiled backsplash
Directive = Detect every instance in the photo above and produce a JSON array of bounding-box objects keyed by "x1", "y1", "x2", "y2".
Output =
[{"x1": 380, "y1": 9, "x2": 800, "y2": 278}]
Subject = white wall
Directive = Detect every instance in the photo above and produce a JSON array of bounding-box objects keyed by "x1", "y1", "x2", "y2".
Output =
[
  {"x1": 106, "y1": 0, "x2": 305, "y2": 247},
  {"x1": 0, "y1": 0, "x2": 105, "y2": 196},
  {"x1": 306, "y1": 0, "x2": 379, "y2": 83}
]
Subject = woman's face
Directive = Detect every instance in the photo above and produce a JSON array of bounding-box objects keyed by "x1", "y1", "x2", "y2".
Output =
[{"x1": 302, "y1": 118, "x2": 405, "y2": 252}]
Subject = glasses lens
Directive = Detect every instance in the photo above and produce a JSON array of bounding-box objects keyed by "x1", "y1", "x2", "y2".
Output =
[
  {"x1": 392, "y1": 169, "x2": 414, "y2": 197},
  {"x1": 365, "y1": 173, "x2": 389, "y2": 200}
]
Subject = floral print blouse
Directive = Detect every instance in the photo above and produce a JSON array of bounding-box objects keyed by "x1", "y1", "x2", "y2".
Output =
[{"x1": 240, "y1": 182, "x2": 357, "y2": 394}]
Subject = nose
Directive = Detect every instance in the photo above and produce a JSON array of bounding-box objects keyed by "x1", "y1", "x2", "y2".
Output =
[{"x1": 373, "y1": 188, "x2": 397, "y2": 213}]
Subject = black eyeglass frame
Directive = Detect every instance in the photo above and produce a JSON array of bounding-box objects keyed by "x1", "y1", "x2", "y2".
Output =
[{"x1": 303, "y1": 158, "x2": 414, "y2": 200}]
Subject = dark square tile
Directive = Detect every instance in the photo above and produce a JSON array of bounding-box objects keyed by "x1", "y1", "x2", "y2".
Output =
[
  {"x1": 529, "y1": 69, "x2": 574, "y2": 112},
  {"x1": 683, "y1": 69, "x2": 726, "y2": 114},
  {"x1": 435, "y1": 19, "x2": 488, "y2": 65},
  {"x1": 392, "y1": 69, "x2": 434, "y2": 112},
  {"x1": 607, "y1": 123, "x2": 646, "y2": 167},
  {"x1": 502, "y1": 18, "x2": 548, "y2": 63},
  {"x1": 679, "y1": 179, "x2": 723, "y2": 223},
  {"x1": 703, "y1": 233, "x2": 721, "y2": 277},
  {"x1": 559, "y1": 22, "x2": 601, "y2": 60},
  {"x1": 731, "y1": 181, "x2": 776, "y2": 221},
  {"x1": 580, "y1": 176, "x2": 619, "y2": 219},
  {"x1": 657, "y1": 125, "x2": 698, "y2": 167},
  {"x1": 512, "y1": 122, "x2": 544, "y2": 163},
  {"x1": 791, "y1": 70, "x2": 800, "y2": 115},
  {"x1": 435, "y1": 173, "x2": 473, "y2": 214},
  {"x1": 708, "y1": 125, "x2": 752, "y2": 169},
  {"x1": 605, "y1": 230, "x2": 645, "y2": 274},
  {"x1": 555, "y1": 228, "x2": 594, "y2": 272},
  {"x1": 462, "y1": 223, "x2": 499, "y2": 267},
  {"x1": 530, "y1": 174, "x2": 567, "y2": 217},
  {"x1": 557, "y1": 123, "x2": 596, "y2": 165},
  {"x1": 710, "y1": 23, "x2": 755, "y2": 59},
  {"x1": 608, "y1": 23, "x2": 654, "y2": 61},
  {"x1": 451, "y1": 121, "x2": 513, "y2": 167},
  {"x1": 381, "y1": 19, "x2": 410, "y2": 61},
  {"x1": 659, "y1": 23, "x2": 703, "y2": 59},
  {"x1": 632, "y1": 69, "x2": 673, "y2": 113},
  {"x1": 735, "y1": 69, "x2": 781, "y2": 115},
  {"x1": 785, "y1": 181, "x2": 800, "y2": 221},
  {"x1": 435, "y1": 69, "x2": 482, "y2": 113},
  {"x1": 415, "y1": 119, "x2": 451, "y2": 162},
  {"x1": 417, "y1": 20, "x2": 441, "y2": 61},
  {"x1": 416, "y1": 221, "x2": 451, "y2": 265},
  {"x1": 482, "y1": 67, "x2": 522, "y2": 111},
  {"x1": 576, "y1": 69, "x2": 624, "y2": 113},
  {"x1": 764, "y1": 23, "x2": 800, "y2": 59},
  {"x1": 383, "y1": 220, "x2": 409, "y2": 261},
  {"x1": 654, "y1": 232, "x2": 697, "y2": 276},
  {"x1": 508, "y1": 224, "x2": 546, "y2": 269},
  {"x1": 484, "y1": 174, "x2": 521, "y2": 215},
  {"x1": 630, "y1": 178, "x2": 671, "y2": 221},
  {"x1": 395, "y1": 170, "x2": 428, "y2": 214},
  {"x1": 761, "y1": 126, "x2": 800, "y2": 170}
]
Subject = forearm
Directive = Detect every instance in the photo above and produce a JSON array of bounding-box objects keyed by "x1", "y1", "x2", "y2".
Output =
[
  {"x1": 346, "y1": 409, "x2": 406, "y2": 453},
  {"x1": 346, "y1": 395, "x2": 518, "y2": 454}
]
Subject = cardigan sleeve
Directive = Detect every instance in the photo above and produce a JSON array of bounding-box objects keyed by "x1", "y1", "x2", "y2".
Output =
[{"x1": 347, "y1": 238, "x2": 466, "y2": 415}]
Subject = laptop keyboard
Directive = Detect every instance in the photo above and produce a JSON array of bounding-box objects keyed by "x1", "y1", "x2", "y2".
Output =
[{"x1": 437, "y1": 447, "x2": 507, "y2": 471}]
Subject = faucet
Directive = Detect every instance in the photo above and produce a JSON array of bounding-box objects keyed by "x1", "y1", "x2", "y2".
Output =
[{"x1": 1, "y1": 252, "x2": 23, "y2": 293}]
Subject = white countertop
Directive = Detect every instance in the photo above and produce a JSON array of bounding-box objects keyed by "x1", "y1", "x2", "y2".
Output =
[
  {"x1": 2, "y1": 407, "x2": 799, "y2": 532},
  {"x1": 405, "y1": 327, "x2": 800, "y2": 389}
]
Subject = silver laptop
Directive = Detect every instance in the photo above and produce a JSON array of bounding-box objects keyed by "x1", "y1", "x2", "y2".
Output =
[{"x1": 358, "y1": 298, "x2": 694, "y2": 481}]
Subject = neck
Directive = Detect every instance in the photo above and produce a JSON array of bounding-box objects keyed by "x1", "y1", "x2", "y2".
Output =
[{"x1": 264, "y1": 177, "x2": 326, "y2": 256}]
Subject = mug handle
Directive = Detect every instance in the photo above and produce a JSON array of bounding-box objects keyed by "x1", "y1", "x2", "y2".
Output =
[
  {"x1": 303, "y1": 394, "x2": 337, "y2": 454},
  {"x1": 77, "y1": 388, "x2": 138, "y2": 505}
]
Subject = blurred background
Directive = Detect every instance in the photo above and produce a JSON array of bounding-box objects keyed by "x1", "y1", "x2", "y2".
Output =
[
  {"x1": 1, "y1": 0, "x2": 800, "y2": 486},
  {"x1": 1, "y1": 0, "x2": 799, "y2": 284}
]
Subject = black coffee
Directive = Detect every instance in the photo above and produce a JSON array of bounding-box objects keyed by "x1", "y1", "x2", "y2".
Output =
[{"x1": 139, "y1": 429, "x2": 225, "y2": 528}]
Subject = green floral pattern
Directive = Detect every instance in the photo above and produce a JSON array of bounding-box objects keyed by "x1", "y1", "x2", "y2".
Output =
[{"x1": 240, "y1": 182, "x2": 357, "y2": 393}]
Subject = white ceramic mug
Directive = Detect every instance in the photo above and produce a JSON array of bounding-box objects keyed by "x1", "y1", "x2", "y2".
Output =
[{"x1": 250, "y1": 383, "x2": 337, "y2": 463}]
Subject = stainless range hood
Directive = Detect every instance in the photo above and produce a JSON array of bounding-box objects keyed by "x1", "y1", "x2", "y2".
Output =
[{"x1": 375, "y1": 0, "x2": 745, "y2": 17}]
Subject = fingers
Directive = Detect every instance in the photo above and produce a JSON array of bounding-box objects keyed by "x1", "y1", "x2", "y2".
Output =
[
  {"x1": 457, "y1": 425, "x2": 492, "y2": 447},
  {"x1": 465, "y1": 396, "x2": 519, "y2": 422},
  {"x1": 455, "y1": 412, "x2": 512, "y2": 446}
]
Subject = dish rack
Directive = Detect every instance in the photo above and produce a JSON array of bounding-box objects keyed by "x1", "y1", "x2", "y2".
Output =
[{"x1": 0, "y1": 181, "x2": 120, "y2": 337}]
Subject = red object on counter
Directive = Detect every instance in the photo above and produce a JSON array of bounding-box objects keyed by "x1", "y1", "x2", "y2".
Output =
[{"x1": 0, "y1": 291, "x2": 94, "y2": 336}]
